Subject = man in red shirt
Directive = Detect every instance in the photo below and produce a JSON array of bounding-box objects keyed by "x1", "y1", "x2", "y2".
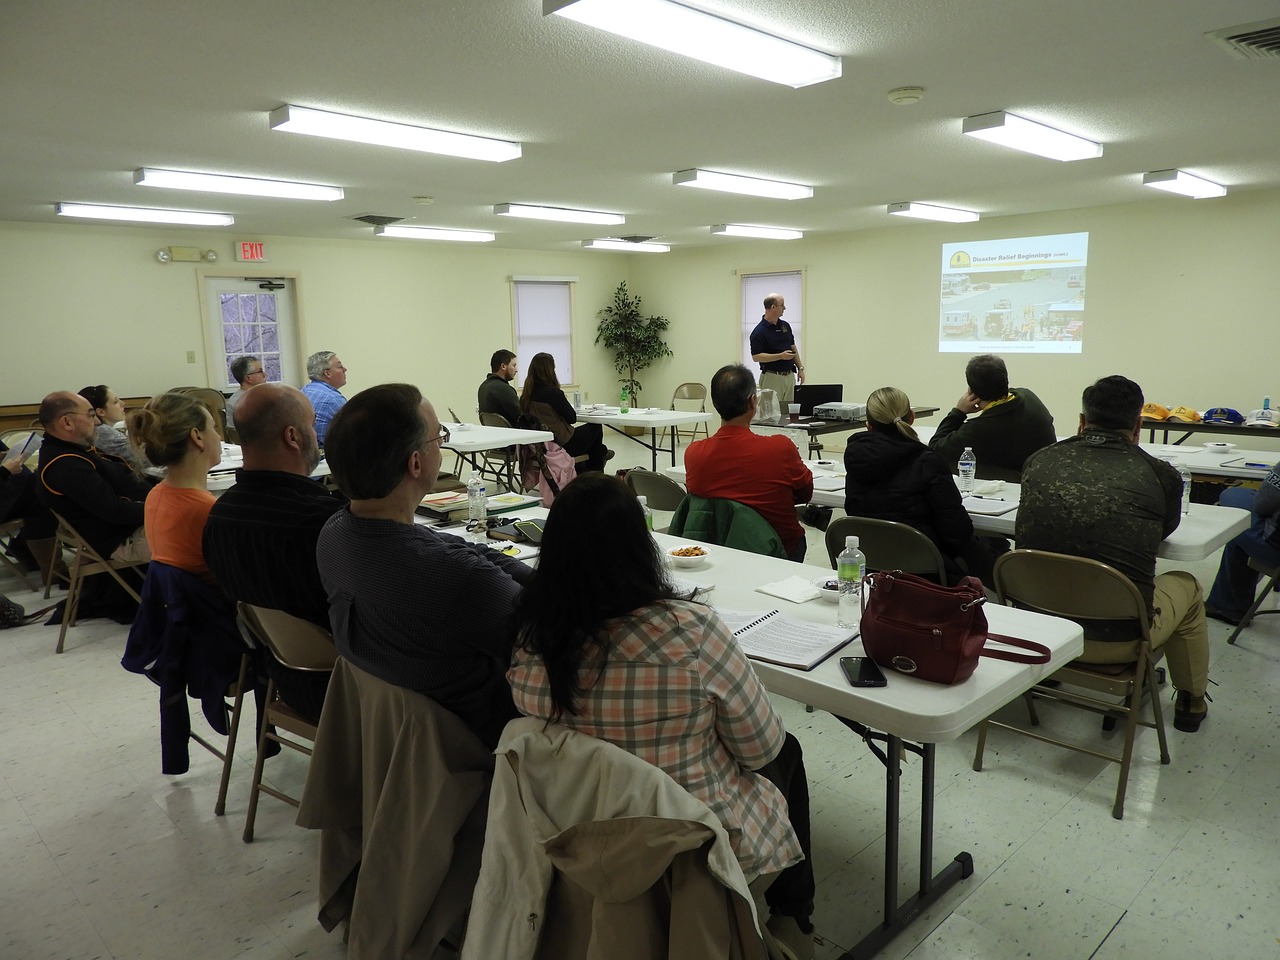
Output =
[{"x1": 685, "y1": 364, "x2": 814, "y2": 561}]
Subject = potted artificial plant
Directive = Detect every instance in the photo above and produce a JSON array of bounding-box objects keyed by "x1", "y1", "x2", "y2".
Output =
[{"x1": 594, "y1": 281, "x2": 673, "y2": 411}]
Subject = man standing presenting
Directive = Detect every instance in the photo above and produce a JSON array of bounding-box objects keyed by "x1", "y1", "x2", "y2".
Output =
[
  {"x1": 750, "y1": 293, "x2": 803, "y2": 404},
  {"x1": 224, "y1": 355, "x2": 267, "y2": 431},
  {"x1": 316, "y1": 383, "x2": 531, "y2": 748},
  {"x1": 928, "y1": 354, "x2": 1056, "y2": 478},
  {"x1": 477, "y1": 349, "x2": 521, "y2": 425},
  {"x1": 1016, "y1": 375, "x2": 1211, "y2": 733},
  {"x1": 36, "y1": 390, "x2": 152, "y2": 562},
  {"x1": 301, "y1": 350, "x2": 348, "y2": 447},
  {"x1": 685, "y1": 365, "x2": 813, "y2": 561}
]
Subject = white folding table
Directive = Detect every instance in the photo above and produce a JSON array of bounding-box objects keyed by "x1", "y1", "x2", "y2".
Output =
[{"x1": 576, "y1": 406, "x2": 712, "y2": 470}]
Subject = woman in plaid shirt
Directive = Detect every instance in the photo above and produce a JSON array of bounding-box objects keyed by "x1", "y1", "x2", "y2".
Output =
[{"x1": 508, "y1": 474, "x2": 816, "y2": 951}]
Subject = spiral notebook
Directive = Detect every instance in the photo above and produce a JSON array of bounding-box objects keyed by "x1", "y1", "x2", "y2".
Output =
[{"x1": 717, "y1": 608, "x2": 857, "y2": 670}]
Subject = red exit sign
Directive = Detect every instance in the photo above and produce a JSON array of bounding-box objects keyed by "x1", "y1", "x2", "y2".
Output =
[{"x1": 235, "y1": 241, "x2": 268, "y2": 262}]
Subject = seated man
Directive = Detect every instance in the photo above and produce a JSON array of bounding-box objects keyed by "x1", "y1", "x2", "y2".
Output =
[
  {"x1": 2, "y1": 435, "x2": 55, "y2": 569},
  {"x1": 204, "y1": 383, "x2": 345, "y2": 721},
  {"x1": 300, "y1": 350, "x2": 348, "y2": 447},
  {"x1": 316, "y1": 383, "x2": 532, "y2": 748},
  {"x1": 685, "y1": 364, "x2": 813, "y2": 562},
  {"x1": 1203, "y1": 464, "x2": 1280, "y2": 625},
  {"x1": 927, "y1": 354, "x2": 1056, "y2": 478},
  {"x1": 224, "y1": 355, "x2": 266, "y2": 431},
  {"x1": 477, "y1": 349, "x2": 521, "y2": 426},
  {"x1": 1017, "y1": 375, "x2": 1211, "y2": 733},
  {"x1": 36, "y1": 390, "x2": 152, "y2": 562}
]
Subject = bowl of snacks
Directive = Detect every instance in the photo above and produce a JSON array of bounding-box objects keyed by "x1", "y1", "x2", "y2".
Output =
[
  {"x1": 666, "y1": 544, "x2": 711, "y2": 567},
  {"x1": 1203, "y1": 441, "x2": 1236, "y2": 455},
  {"x1": 810, "y1": 576, "x2": 842, "y2": 604}
]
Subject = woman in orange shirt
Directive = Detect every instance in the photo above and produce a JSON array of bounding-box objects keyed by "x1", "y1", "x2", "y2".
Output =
[{"x1": 127, "y1": 393, "x2": 222, "y2": 581}]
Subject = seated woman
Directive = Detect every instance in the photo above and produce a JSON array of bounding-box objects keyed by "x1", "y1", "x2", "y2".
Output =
[
  {"x1": 1, "y1": 436, "x2": 55, "y2": 569},
  {"x1": 508, "y1": 474, "x2": 815, "y2": 954},
  {"x1": 518, "y1": 352, "x2": 610, "y2": 472},
  {"x1": 127, "y1": 392, "x2": 222, "y2": 582},
  {"x1": 844, "y1": 386, "x2": 994, "y2": 586},
  {"x1": 80, "y1": 384, "x2": 151, "y2": 474}
]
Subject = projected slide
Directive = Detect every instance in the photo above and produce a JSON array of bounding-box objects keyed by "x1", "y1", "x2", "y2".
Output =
[{"x1": 939, "y1": 232, "x2": 1088, "y2": 354}]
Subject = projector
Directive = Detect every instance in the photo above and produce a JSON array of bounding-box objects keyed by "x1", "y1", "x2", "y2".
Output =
[{"x1": 814, "y1": 402, "x2": 867, "y2": 421}]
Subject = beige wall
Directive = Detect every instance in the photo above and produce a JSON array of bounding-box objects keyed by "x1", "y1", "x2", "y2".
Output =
[{"x1": 4, "y1": 187, "x2": 1277, "y2": 443}]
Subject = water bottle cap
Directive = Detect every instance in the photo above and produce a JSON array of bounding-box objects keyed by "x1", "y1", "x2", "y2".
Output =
[{"x1": 845, "y1": 536, "x2": 859, "y2": 548}]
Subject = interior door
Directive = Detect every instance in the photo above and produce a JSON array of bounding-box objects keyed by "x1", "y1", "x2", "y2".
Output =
[{"x1": 201, "y1": 276, "x2": 300, "y2": 390}]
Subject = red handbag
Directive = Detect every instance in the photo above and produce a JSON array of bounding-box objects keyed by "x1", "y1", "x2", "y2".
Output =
[{"x1": 859, "y1": 571, "x2": 1050, "y2": 684}]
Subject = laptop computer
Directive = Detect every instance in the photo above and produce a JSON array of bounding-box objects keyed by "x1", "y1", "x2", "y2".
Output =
[{"x1": 794, "y1": 383, "x2": 843, "y2": 416}]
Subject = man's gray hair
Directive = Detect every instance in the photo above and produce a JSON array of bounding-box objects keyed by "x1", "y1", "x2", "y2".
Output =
[
  {"x1": 306, "y1": 350, "x2": 337, "y2": 381},
  {"x1": 230, "y1": 355, "x2": 260, "y2": 385}
]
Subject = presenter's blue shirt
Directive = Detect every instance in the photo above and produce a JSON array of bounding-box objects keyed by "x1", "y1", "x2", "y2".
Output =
[{"x1": 750, "y1": 318, "x2": 796, "y2": 373}]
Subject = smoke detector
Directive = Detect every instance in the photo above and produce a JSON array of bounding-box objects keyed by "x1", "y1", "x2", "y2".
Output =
[{"x1": 887, "y1": 86, "x2": 925, "y2": 105}]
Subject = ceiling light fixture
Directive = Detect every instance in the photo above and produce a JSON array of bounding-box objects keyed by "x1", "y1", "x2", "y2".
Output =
[
  {"x1": 374, "y1": 225, "x2": 495, "y2": 242},
  {"x1": 961, "y1": 110, "x2": 1102, "y2": 162},
  {"x1": 583, "y1": 238, "x2": 670, "y2": 252},
  {"x1": 55, "y1": 202, "x2": 234, "y2": 226},
  {"x1": 544, "y1": 0, "x2": 841, "y2": 88},
  {"x1": 1141, "y1": 169, "x2": 1227, "y2": 199},
  {"x1": 134, "y1": 168, "x2": 344, "y2": 201},
  {"x1": 886, "y1": 202, "x2": 980, "y2": 223},
  {"x1": 494, "y1": 203, "x2": 625, "y2": 225},
  {"x1": 673, "y1": 168, "x2": 812, "y2": 200},
  {"x1": 710, "y1": 223, "x2": 803, "y2": 240},
  {"x1": 269, "y1": 105, "x2": 521, "y2": 162}
]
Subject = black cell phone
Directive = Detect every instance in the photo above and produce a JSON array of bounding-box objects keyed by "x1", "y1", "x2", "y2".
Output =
[
  {"x1": 840, "y1": 656, "x2": 888, "y2": 688},
  {"x1": 513, "y1": 519, "x2": 544, "y2": 544}
]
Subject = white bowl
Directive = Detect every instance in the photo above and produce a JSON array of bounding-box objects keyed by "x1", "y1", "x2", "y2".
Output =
[
  {"x1": 666, "y1": 544, "x2": 711, "y2": 567},
  {"x1": 811, "y1": 575, "x2": 841, "y2": 604},
  {"x1": 1203, "y1": 441, "x2": 1236, "y2": 454}
]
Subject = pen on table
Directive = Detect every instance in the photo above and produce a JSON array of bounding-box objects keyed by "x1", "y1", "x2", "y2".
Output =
[
  {"x1": 1245, "y1": 462, "x2": 1271, "y2": 469},
  {"x1": 968, "y1": 494, "x2": 1005, "y2": 501}
]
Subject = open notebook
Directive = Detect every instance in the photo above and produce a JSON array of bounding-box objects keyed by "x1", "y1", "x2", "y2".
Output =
[{"x1": 716, "y1": 608, "x2": 856, "y2": 670}]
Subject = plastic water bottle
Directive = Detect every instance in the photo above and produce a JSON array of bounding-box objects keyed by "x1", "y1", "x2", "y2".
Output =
[
  {"x1": 467, "y1": 474, "x2": 487, "y2": 524},
  {"x1": 619, "y1": 387, "x2": 630, "y2": 414},
  {"x1": 637, "y1": 495, "x2": 653, "y2": 531},
  {"x1": 1177, "y1": 463, "x2": 1192, "y2": 515},
  {"x1": 837, "y1": 536, "x2": 864, "y2": 629},
  {"x1": 958, "y1": 447, "x2": 977, "y2": 494}
]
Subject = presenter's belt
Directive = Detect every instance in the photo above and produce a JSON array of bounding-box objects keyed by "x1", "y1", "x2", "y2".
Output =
[{"x1": 760, "y1": 363, "x2": 795, "y2": 374}]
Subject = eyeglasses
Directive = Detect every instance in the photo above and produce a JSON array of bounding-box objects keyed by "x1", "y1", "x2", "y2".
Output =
[
  {"x1": 425, "y1": 425, "x2": 452, "y2": 448},
  {"x1": 465, "y1": 517, "x2": 503, "y2": 533}
]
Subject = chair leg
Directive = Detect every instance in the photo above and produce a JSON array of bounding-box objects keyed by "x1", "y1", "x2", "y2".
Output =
[
  {"x1": 242, "y1": 677, "x2": 277, "y2": 843},
  {"x1": 972, "y1": 719, "x2": 989, "y2": 771},
  {"x1": 215, "y1": 653, "x2": 250, "y2": 817},
  {"x1": 1144, "y1": 658, "x2": 1171, "y2": 764},
  {"x1": 1226, "y1": 572, "x2": 1279, "y2": 645},
  {"x1": 56, "y1": 551, "x2": 86, "y2": 654}
]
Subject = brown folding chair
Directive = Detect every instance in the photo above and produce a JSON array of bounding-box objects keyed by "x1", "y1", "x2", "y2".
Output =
[
  {"x1": 658, "y1": 382, "x2": 709, "y2": 448},
  {"x1": 824, "y1": 515, "x2": 948, "y2": 583},
  {"x1": 625, "y1": 468, "x2": 687, "y2": 511},
  {"x1": 237, "y1": 603, "x2": 337, "y2": 842},
  {"x1": 0, "y1": 520, "x2": 37, "y2": 589},
  {"x1": 477, "y1": 412, "x2": 519, "y2": 491},
  {"x1": 972, "y1": 549, "x2": 1171, "y2": 819},
  {"x1": 1226, "y1": 556, "x2": 1280, "y2": 645},
  {"x1": 47, "y1": 511, "x2": 146, "y2": 653},
  {"x1": 169, "y1": 386, "x2": 229, "y2": 440}
]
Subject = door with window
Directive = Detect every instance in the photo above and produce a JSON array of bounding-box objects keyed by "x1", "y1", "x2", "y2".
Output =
[{"x1": 200, "y1": 277, "x2": 300, "y2": 390}]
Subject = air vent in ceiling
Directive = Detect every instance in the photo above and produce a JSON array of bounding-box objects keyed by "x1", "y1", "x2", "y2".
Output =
[
  {"x1": 616, "y1": 235, "x2": 656, "y2": 243},
  {"x1": 346, "y1": 213, "x2": 405, "y2": 226},
  {"x1": 1206, "y1": 18, "x2": 1280, "y2": 59}
]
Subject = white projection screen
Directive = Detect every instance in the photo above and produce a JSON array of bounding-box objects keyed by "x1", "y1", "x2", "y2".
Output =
[{"x1": 938, "y1": 232, "x2": 1088, "y2": 354}]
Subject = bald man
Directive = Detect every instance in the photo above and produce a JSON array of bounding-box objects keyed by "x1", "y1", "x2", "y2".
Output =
[
  {"x1": 203, "y1": 383, "x2": 345, "y2": 635},
  {"x1": 36, "y1": 390, "x2": 152, "y2": 561}
]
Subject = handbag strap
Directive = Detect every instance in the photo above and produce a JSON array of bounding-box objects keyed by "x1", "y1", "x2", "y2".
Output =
[{"x1": 980, "y1": 632, "x2": 1051, "y2": 664}]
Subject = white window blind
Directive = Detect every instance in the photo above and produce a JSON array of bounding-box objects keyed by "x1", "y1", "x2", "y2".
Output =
[
  {"x1": 741, "y1": 271, "x2": 803, "y2": 372},
  {"x1": 513, "y1": 280, "x2": 573, "y2": 384}
]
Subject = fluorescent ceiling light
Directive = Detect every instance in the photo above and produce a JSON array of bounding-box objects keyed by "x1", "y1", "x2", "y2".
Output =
[
  {"x1": 886, "y1": 202, "x2": 980, "y2": 223},
  {"x1": 962, "y1": 111, "x2": 1102, "y2": 162},
  {"x1": 583, "y1": 238, "x2": 669, "y2": 253},
  {"x1": 674, "y1": 168, "x2": 812, "y2": 200},
  {"x1": 494, "y1": 203, "x2": 624, "y2": 225},
  {"x1": 375, "y1": 225, "x2": 495, "y2": 243},
  {"x1": 1142, "y1": 169, "x2": 1226, "y2": 199},
  {"x1": 710, "y1": 223, "x2": 803, "y2": 240},
  {"x1": 269, "y1": 104, "x2": 521, "y2": 163},
  {"x1": 134, "y1": 167, "x2": 343, "y2": 201},
  {"x1": 544, "y1": 0, "x2": 841, "y2": 88},
  {"x1": 55, "y1": 202, "x2": 233, "y2": 226}
]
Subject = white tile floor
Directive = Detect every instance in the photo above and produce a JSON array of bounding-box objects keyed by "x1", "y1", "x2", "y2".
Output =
[{"x1": 3, "y1": 432, "x2": 1279, "y2": 959}]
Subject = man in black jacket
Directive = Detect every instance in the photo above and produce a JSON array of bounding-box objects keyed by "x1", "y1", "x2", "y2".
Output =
[
  {"x1": 36, "y1": 391, "x2": 151, "y2": 561},
  {"x1": 928, "y1": 354, "x2": 1056, "y2": 480}
]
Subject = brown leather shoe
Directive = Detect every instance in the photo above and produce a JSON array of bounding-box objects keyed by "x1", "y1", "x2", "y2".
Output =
[{"x1": 1173, "y1": 690, "x2": 1208, "y2": 733}]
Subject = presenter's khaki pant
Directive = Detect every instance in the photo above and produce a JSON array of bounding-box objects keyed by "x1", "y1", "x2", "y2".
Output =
[{"x1": 760, "y1": 370, "x2": 795, "y2": 404}]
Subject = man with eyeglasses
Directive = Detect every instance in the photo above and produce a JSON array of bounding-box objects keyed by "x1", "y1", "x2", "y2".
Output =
[
  {"x1": 224, "y1": 355, "x2": 268, "y2": 431},
  {"x1": 36, "y1": 391, "x2": 153, "y2": 563},
  {"x1": 316, "y1": 383, "x2": 532, "y2": 748},
  {"x1": 301, "y1": 350, "x2": 348, "y2": 447}
]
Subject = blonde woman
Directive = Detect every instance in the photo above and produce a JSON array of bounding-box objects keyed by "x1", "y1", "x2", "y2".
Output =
[
  {"x1": 127, "y1": 392, "x2": 222, "y2": 581},
  {"x1": 843, "y1": 386, "x2": 994, "y2": 585}
]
